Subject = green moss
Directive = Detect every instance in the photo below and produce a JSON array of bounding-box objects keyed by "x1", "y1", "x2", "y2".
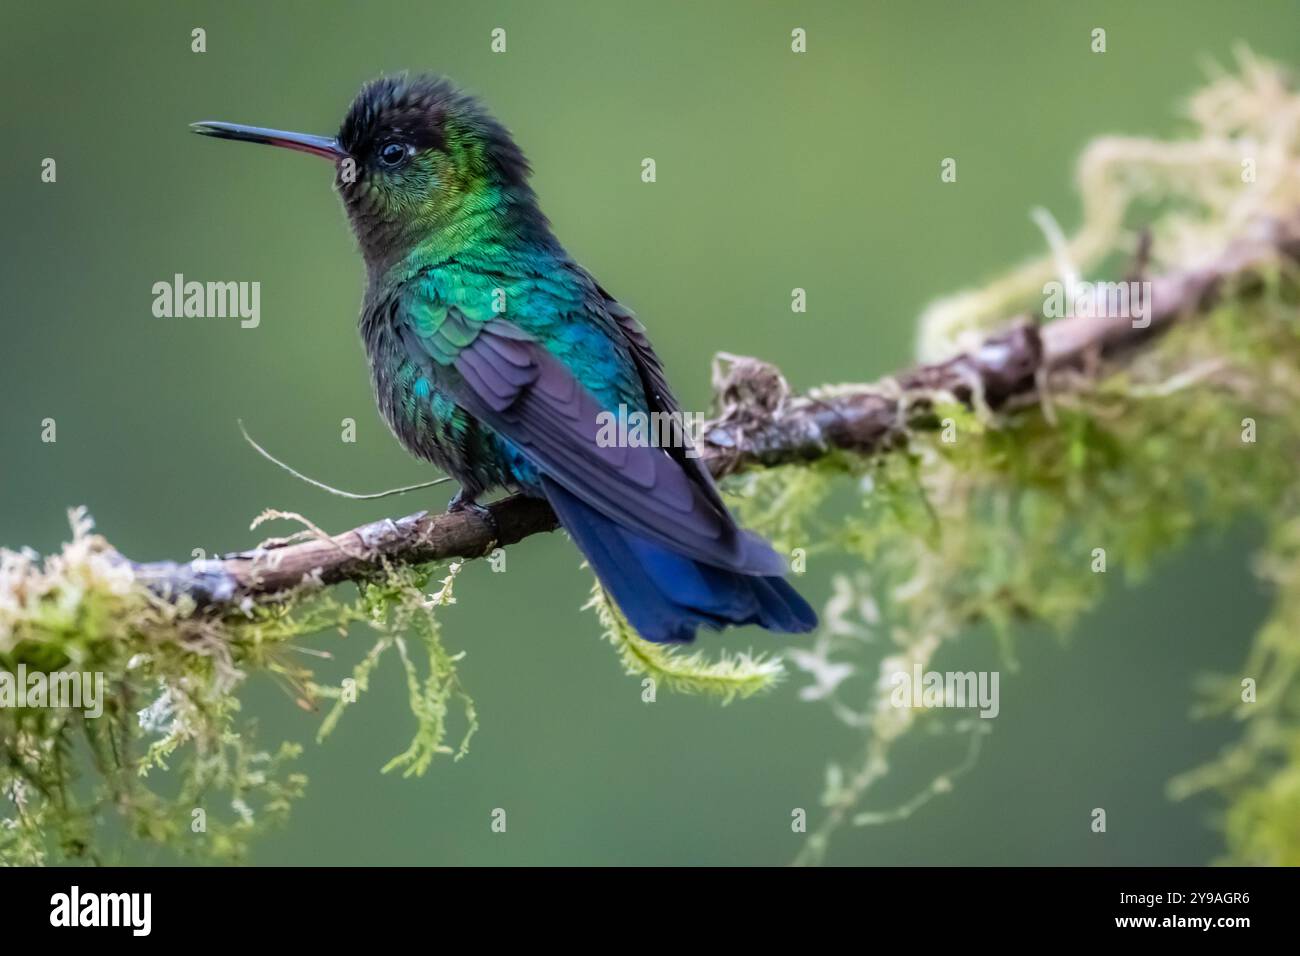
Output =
[
  {"x1": 583, "y1": 580, "x2": 785, "y2": 702},
  {"x1": 754, "y1": 276, "x2": 1300, "y2": 864},
  {"x1": 0, "y1": 515, "x2": 472, "y2": 863}
]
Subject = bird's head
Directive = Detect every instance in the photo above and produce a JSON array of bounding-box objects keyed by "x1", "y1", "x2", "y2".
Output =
[{"x1": 193, "y1": 74, "x2": 545, "y2": 275}]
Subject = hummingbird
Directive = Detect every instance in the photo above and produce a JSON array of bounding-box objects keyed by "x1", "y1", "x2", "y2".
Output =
[{"x1": 192, "y1": 74, "x2": 816, "y2": 643}]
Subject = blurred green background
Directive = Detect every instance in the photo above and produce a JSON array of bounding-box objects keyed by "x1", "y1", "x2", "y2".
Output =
[{"x1": 2, "y1": 0, "x2": 1297, "y2": 865}]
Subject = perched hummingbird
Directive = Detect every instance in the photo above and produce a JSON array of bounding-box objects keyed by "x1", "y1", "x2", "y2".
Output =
[{"x1": 193, "y1": 75, "x2": 816, "y2": 643}]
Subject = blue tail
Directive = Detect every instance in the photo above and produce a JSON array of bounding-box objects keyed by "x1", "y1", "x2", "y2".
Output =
[{"x1": 545, "y1": 480, "x2": 818, "y2": 644}]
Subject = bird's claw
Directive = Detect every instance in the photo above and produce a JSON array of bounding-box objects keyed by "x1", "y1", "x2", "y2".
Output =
[{"x1": 447, "y1": 492, "x2": 500, "y2": 552}]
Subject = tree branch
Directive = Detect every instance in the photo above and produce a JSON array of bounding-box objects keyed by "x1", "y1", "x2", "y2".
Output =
[{"x1": 130, "y1": 215, "x2": 1300, "y2": 611}]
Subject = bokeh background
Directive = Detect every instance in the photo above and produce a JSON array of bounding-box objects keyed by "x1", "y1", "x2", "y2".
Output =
[{"x1": 2, "y1": 0, "x2": 1297, "y2": 865}]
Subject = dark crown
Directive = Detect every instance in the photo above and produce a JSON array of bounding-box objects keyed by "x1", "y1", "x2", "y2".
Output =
[{"x1": 338, "y1": 74, "x2": 532, "y2": 187}]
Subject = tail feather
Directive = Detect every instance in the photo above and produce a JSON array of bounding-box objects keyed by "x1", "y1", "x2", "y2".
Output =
[{"x1": 544, "y1": 479, "x2": 817, "y2": 644}]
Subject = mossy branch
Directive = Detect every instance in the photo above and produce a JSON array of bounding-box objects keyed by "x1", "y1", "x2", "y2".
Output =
[
  {"x1": 5, "y1": 50, "x2": 1300, "y2": 866},
  {"x1": 121, "y1": 213, "x2": 1300, "y2": 613}
]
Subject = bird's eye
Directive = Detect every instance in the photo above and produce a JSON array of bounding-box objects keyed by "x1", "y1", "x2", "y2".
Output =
[{"x1": 377, "y1": 141, "x2": 409, "y2": 168}]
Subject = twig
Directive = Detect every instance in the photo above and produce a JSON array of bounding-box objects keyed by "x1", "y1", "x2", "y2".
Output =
[{"x1": 238, "y1": 420, "x2": 452, "y2": 499}]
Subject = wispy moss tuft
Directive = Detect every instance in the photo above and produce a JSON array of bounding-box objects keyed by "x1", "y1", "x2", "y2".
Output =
[{"x1": 583, "y1": 581, "x2": 785, "y2": 702}]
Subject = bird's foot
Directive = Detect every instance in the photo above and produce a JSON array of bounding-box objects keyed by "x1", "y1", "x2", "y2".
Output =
[{"x1": 447, "y1": 490, "x2": 500, "y2": 552}]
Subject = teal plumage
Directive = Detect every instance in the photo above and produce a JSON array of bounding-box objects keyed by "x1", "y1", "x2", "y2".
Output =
[{"x1": 193, "y1": 74, "x2": 817, "y2": 643}]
